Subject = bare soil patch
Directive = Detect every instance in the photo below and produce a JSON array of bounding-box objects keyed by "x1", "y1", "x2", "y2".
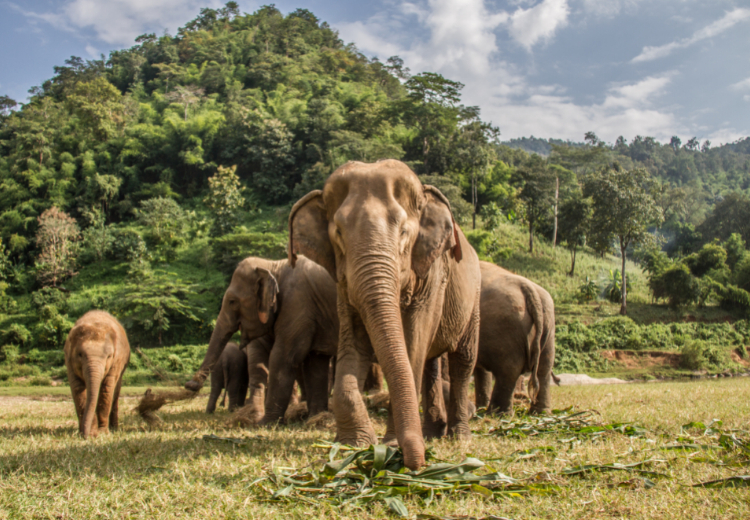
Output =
[{"x1": 600, "y1": 349, "x2": 681, "y2": 369}]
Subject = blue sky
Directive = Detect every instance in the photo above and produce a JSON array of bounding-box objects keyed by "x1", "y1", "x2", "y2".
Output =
[{"x1": 2, "y1": 0, "x2": 749, "y2": 144}]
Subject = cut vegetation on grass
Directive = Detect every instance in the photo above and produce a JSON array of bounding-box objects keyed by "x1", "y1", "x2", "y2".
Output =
[{"x1": 1, "y1": 379, "x2": 749, "y2": 519}]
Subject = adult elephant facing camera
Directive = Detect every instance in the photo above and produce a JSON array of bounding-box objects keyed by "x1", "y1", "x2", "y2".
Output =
[{"x1": 289, "y1": 159, "x2": 481, "y2": 470}]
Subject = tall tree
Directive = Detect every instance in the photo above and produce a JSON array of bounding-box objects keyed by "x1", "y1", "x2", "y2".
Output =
[
  {"x1": 35, "y1": 207, "x2": 80, "y2": 287},
  {"x1": 558, "y1": 195, "x2": 591, "y2": 275},
  {"x1": 513, "y1": 154, "x2": 554, "y2": 253},
  {"x1": 584, "y1": 166, "x2": 662, "y2": 315}
]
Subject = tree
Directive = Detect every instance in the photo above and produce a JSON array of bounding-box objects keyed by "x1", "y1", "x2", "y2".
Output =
[
  {"x1": 558, "y1": 195, "x2": 591, "y2": 276},
  {"x1": 452, "y1": 121, "x2": 499, "y2": 229},
  {"x1": 0, "y1": 95, "x2": 16, "y2": 119},
  {"x1": 165, "y1": 85, "x2": 205, "y2": 121},
  {"x1": 584, "y1": 166, "x2": 662, "y2": 315},
  {"x1": 697, "y1": 192, "x2": 750, "y2": 246},
  {"x1": 204, "y1": 165, "x2": 246, "y2": 235},
  {"x1": 513, "y1": 154, "x2": 554, "y2": 253},
  {"x1": 66, "y1": 77, "x2": 123, "y2": 140},
  {"x1": 669, "y1": 136, "x2": 681, "y2": 152},
  {"x1": 35, "y1": 207, "x2": 80, "y2": 287}
]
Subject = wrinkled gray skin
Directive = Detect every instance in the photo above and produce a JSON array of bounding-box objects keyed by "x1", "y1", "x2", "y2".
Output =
[
  {"x1": 206, "y1": 342, "x2": 249, "y2": 413},
  {"x1": 64, "y1": 311, "x2": 130, "y2": 439},
  {"x1": 185, "y1": 256, "x2": 339, "y2": 424},
  {"x1": 289, "y1": 160, "x2": 481, "y2": 470},
  {"x1": 473, "y1": 262, "x2": 556, "y2": 414}
]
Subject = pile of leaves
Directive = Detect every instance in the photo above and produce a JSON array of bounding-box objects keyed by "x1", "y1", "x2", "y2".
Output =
[{"x1": 251, "y1": 442, "x2": 555, "y2": 517}]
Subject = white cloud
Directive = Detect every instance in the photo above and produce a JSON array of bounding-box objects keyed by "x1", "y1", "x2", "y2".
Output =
[
  {"x1": 508, "y1": 0, "x2": 569, "y2": 50},
  {"x1": 13, "y1": 0, "x2": 228, "y2": 47},
  {"x1": 632, "y1": 8, "x2": 750, "y2": 63},
  {"x1": 577, "y1": 0, "x2": 642, "y2": 19},
  {"x1": 84, "y1": 44, "x2": 99, "y2": 58},
  {"x1": 730, "y1": 77, "x2": 750, "y2": 91}
]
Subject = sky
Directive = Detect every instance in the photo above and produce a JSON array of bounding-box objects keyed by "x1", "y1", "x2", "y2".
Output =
[{"x1": 1, "y1": 0, "x2": 749, "y2": 145}]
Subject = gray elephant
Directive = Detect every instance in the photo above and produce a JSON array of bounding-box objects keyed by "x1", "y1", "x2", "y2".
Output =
[
  {"x1": 64, "y1": 311, "x2": 130, "y2": 439},
  {"x1": 185, "y1": 256, "x2": 338, "y2": 424},
  {"x1": 206, "y1": 342, "x2": 249, "y2": 413},
  {"x1": 289, "y1": 159, "x2": 481, "y2": 470},
  {"x1": 473, "y1": 262, "x2": 556, "y2": 414}
]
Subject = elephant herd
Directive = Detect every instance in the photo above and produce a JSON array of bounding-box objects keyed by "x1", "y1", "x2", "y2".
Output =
[{"x1": 63, "y1": 159, "x2": 555, "y2": 470}]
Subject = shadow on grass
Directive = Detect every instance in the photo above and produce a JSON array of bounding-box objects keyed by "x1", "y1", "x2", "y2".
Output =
[{"x1": 0, "y1": 415, "x2": 330, "y2": 478}]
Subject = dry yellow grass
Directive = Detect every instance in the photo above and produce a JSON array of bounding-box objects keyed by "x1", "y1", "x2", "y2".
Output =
[{"x1": 1, "y1": 378, "x2": 749, "y2": 519}]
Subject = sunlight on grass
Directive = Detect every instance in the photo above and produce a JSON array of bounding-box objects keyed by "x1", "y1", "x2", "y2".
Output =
[{"x1": 1, "y1": 379, "x2": 748, "y2": 519}]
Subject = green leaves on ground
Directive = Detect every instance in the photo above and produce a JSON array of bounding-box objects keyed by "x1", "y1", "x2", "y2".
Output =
[{"x1": 254, "y1": 441, "x2": 555, "y2": 517}]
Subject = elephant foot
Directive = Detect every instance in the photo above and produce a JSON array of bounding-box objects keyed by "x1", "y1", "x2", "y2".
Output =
[
  {"x1": 335, "y1": 427, "x2": 377, "y2": 447},
  {"x1": 184, "y1": 380, "x2": 203, "y2": 392},
  {"x1": 529, "y1": 405, "x2": 550, "y2": 415},
  {"x1": 259, "y1": 415, "x2": 285, "y2": 427},
  {"x1": 447, "y1": 422, "x2": 472, "y2": 440},
  {"x1": 422, "y1": 421, "x2": 447, "y2": 441}
]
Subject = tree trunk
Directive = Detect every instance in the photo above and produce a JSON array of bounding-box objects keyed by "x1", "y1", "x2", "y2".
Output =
[
  {"x1": 528, "y1": 214, "x2": 534, "y2": 254},
  {"x1": 569, "y1": 246, "x2": 577, "y2": 276},
  {"x1": 552, "y1": 176, "x2": 559, "y2": 247},
  {"x1": 472, "y1": 173, "x2": 477, "y2": 230},
  {"x1": 620, "y1": 239, "x2": 627, "y2": 315}
]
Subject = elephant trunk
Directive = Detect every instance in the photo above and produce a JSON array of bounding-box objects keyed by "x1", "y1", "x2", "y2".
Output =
[
  {"x1": 351, "y1": 255, "x2": 425, "y2": 470},
  {"x1": 82, "y1": 363, "x2": 103, "y2": 438},
  {"x1": 186, "y1": 315, "x2": 235, "y2": 391}
]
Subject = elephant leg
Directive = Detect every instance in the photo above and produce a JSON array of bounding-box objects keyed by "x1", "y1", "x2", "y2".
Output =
[
  {"x1": 333, "y1": 298, "x2": 377, "y2": 447},
  {"x1": 246, "y1": 338, "x2": 271, "y2": 422},
  {"x1": 109, "y1": 376, "x2": 123, "y2": 431},
  {"x1": 474, "y1": 366, "x2": 493, "y2": 409},
  {"x1": 227, "y1": 375, "x2": 241, "y2": 412},
  {"x1": 304, "y1": 352, "x2": 331, "y2": 417},
  {"x1": 96, "y1": 373, "x2": 118, "y2": 434},
  {"x1": 529, "y1": 344, "x2": 554, "y2": 414},
  {"x1": 206, "y1": 370, "x2": 222, "y2": 414},
  {"x1": 363, "y1": 363, "x2": 384, "y2": 394},
  {"x1": 261, "y1": 334, "x2": 310, "y2": 425},
  {"x1": 446, "y1": 305, "x2": 480, "y2": 439},
  {"x1": 295, "y1": 367, "x2": 307, "y2": 404},
  {"x1": 422, "y1": 356, "x2": 447, "y2": 440},
  {"x1": 69, "y1": 372, "x2": 87, "y2": 425}
]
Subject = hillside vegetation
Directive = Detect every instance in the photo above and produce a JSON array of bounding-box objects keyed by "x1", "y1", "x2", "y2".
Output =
[{"x1": 1, "y1": 3, "x2": 750, "y2": 385}]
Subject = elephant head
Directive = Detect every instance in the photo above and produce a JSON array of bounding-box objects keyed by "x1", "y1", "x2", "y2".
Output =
[
  {"x1": 289, "y1": 160, "x2": 461, "y2": 469},
  {"x1": 65, "y1": 325, "x2": 117, "y2": 438},
  {"x1": 185, "y1": 258, "x2": 280, "y2": 391}
]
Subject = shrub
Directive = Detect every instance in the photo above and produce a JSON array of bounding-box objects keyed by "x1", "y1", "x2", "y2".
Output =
[
  {"x1": 109, "y1": 228, "x2": 148, "y2": 261},
  {"x1": 31, "y1": 287, "x2": 70, "y2": 314},
  {"x1": 651, "y1": 264, "x2": 700, "y2": 307},
  {"x1": 724, "y1": 233, "x2": 746, "y2": 270},
  {"x1": 684, "y1": 243, "x2": 728, "y2": 277},
  {"x1": 575, "y1": 277, "x2": 598, "y2": 302},
  {"x1": 3, "y1": 324, "x2": 30, "y2": 346},
  {"x1": 0, "y1": 344, "x2": 20, "y2": 365},
  {"x1": 680, "y1": 341, "x2": 727, "y2": 370},
  {"x1": 465, "y1": 230, "x2": 493, "y2": 261}
]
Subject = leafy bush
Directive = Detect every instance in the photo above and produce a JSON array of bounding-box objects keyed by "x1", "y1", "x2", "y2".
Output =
[
  {"x1": 31, "y1": 287, "x2": 70, "y2": 314},
  {"x1": 684, "y1": 243, "x2": 728, "y2": 277},
  {"x1": 650, "y1": 264, "x2": 700, "y2": 307},
  {"x1": 32, "y1": 306, "x2": 75, "y2": 350},
  {"x1": 679, "y1": 341, "x2": 727, "y2": 371},
  {"x1": 2, "y1": 324, "x2": 30, "y2": 346},
  {"x1": 109, "y1": 228, "x2": 148, "y2": 261},
  {"x1": 604, "y1": 269, "x2": 630, "y2": 303},
  {"x1": 575, "y1": 277, "x2": 598, "y2": 302},
  {"x1": 465, "y1": 230, "x2": 493, "y2": 261},
  {"x1": 0, "y1": 344, "x2": 20, "y2": 365},
  {"x1": 211, "y1": 230, "x2": 287, "y2": 279}
]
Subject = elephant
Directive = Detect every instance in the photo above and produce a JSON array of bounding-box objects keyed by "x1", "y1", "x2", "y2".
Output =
[
  {"x1": 473, "y1": 261, "x2": 556, "y2": 414},
  {"x1": 206, "y1": 342, "x2": 249, "y2": 413},
  {"x1": 185, "y1": 256, "x2": 339, "y2": 424},
  {"x1": 64, "y1": 310, "x2": 131, "y2": 439},
  {"x1": 289, "y1": 159, "x2": 481, "y2": 470}
]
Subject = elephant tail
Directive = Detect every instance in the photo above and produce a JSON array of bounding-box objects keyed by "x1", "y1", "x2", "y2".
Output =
[
  {"x1": 522, "y1": 283, "x2": 545, "y2": 406},
  {"x1": 221, "y1": 362, "x2": 230, "y2": 408}
]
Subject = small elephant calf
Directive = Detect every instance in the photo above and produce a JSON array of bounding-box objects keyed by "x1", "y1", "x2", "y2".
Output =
[
  {"x1": 64, "y1": 310, "x2": 130, "y2": 439},
  {"x1": 206, "y1": 342, "x2": 249, "y2": 413}
]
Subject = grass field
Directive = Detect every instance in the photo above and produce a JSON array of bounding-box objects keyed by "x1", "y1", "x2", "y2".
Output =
[{"x1": 1, "y1": 380, "x2": 748, "y2": 519}]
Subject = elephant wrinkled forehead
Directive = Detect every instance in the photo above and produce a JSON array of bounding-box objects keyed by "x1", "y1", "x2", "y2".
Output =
[{"x1": 324, "y1": 160, "x2": 423, "y2": 213}]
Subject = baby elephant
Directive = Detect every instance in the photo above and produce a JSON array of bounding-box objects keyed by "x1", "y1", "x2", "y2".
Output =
[
  {"x1": 64, "y1": 311, "x2": 131, "y2": 438},
  {"x1": 206, "y1": 342, "x2": 249, "y2": 413}
]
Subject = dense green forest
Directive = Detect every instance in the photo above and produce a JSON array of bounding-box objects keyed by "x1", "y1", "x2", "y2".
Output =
[{"x1": 1, "y1": 3, "x2": 750, "y2": 383}]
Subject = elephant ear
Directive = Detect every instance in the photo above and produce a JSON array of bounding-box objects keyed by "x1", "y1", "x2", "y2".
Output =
[
  {"x1": 411, "y1": 185, "x2": 462, "y2": 279},
  {"x1": 255, "y1": 268, "x2": 279, "y2": 324},
  {"x1": 288, "y1": 190, "x2": 336, "y2": 280}
]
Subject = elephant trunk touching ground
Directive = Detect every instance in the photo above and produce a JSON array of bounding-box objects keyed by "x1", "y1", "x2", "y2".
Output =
[
  {"x1": 81, "y1": 363, "x2": 103, "y2": 438},
  {"x1": 348, "y1": 257, "x2": 424, "y2": 468}
]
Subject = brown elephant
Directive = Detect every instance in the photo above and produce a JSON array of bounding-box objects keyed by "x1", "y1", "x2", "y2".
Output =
[
  {"x1": 289, "y1": 159, "x2": 481, "y2": 470},
  {"x1": 185, "y1": 256, "x2": 338, "y2": 424},
  {"x1": 64, "y1": 311, "x2": 131, "y2": 439},
  {"x1": 473, "y1": 262, "x2": 556, "y2": 414},
  {"x1": 206, "y1": 342, "x2": 249, "y2": 413}
]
